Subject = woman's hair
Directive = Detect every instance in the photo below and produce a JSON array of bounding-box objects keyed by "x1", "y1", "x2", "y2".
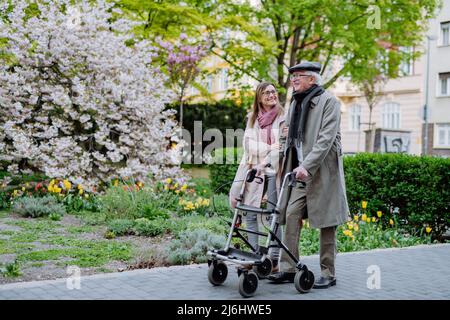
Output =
[{"x1": 249, "y1": 81, "x2": 284, "y2": 128}]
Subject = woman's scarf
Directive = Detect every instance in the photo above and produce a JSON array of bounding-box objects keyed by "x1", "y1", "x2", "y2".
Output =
[{"x1": 257, "y1": 106, "x2": 279, "y2": 145}]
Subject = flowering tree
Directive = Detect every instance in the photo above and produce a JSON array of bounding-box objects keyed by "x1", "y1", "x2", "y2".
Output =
[
  {"x1": 0, "y1": 0, "x2": 182, "y2": 188},
  {"x1": 158, "y1": 35, "x2": 208, "y2": 130}
]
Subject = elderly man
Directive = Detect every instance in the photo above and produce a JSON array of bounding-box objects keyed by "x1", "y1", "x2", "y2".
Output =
[{"x1": 268, "y1": 61, "x2": 350, "y2": 289}]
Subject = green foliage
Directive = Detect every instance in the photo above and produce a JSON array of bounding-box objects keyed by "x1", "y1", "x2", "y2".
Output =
[
  {"x1": 209, "y1": 147, "x2": 241, "y2": 194},
  {"x1": 298, "y1": 219, "x2": 433, "y2": 256},
  {"x1": 0, "y1": 192, "x2": 9, "y2": 210},
  {"x1": 140, "y1": 201, "x2": 170, "y2": 220},
  {"x1": 208, "y1": 152, "x2": 450, "y2": 240},
  {"x1": 132, "y1": 218, "x2": 167, "y2": 237},
  {"x1": 116, "y1": 0, "x2": 440, "y2": 103},
  {"x1": 13, "y1": 195, "x2": 66, "y2": 218},
  {"x1": 17, "y1": 239, "x2": 132, "y2": 268},
  {"x1": 62, "y1": 194, "x2": 100, "y2": 213},
  {"x1": 189, "y1": 177, "x2": 212, "y2": 198},
  {"x1": 0, "y1": 260, "x2": 22, "y2": 278},
  {"x1": 49, "y1": 212, "x2": 61, "y2": 221},
  {"x1": 107, "y1": 219, "x2": 135, "y2": 236},
  {"x1": 344, "y1": 153, "x2": 450, "y2": 240},
  {"x1": 98, "y1": 186, "x2": 174, "y2": 220},
  {"x1": 166, "y1": 229, "x2": 226, "y2": 265},
  {"x1": 210, "y1": 193, "x2": 233, "y2": 218}
]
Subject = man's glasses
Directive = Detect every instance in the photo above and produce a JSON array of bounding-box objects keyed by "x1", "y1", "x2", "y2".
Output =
[
  {"x1": 262, "y1": 90, "x2": 277, "y2": 96},
  {"x1": 290, "y1": 74, "x2": 312, "y2": 80}
]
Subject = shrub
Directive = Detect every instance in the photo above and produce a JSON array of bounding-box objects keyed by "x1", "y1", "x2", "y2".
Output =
[
  {"x1": 139, "y1": 202, "x2": 170, "y2": 221},
  {"x1": 107, "y1": 219, "x2": 135, "y2": 236},
  {"x1": 209, "y1": 147, "x2": 242, "y2": 193},
  {"x1": 13, "y1": 196, "x2": 66, "y2": 218},
  {"x1": 209, "y1": 152, "x2": 450, "y2": 240},
  {"x1": 167, "y1": 229, "x2": 226, "y2": 265},
  {"x1": 132, "y1": 218, "x2": 167, "y2": 237},
  {"x1": 0, "y1": 260, "x2": 21, "y2": 278},
  {"x1": 344, "y1": 153, "x2": 450, "y2": 240},
  {"x1": 99, "y1": 186, "x2": 175, "y2": 221},
  {"x1": 62, "y1": 194, "x2": 100, "y2": 213}
]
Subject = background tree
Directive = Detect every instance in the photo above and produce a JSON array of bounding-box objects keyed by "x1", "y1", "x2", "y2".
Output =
[
  {"x1": 114, "y1": 0, "x2": 440, "y2": 103},
  {"x1": 157, "y1": 34, "x2": 208, "y2": 131}
]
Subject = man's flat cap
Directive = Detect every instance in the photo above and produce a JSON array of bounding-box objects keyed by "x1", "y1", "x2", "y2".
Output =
[{"x1": 289, "y1": 61, "x2": 321, "y2": 73}]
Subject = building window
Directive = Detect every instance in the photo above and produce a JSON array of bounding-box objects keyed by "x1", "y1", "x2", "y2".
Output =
[
  {"x1": 399, "y1": 47, "x2": 413, "y2": 76},
  {"x1": 435, "y1": 124, "x2": 450, "y2": 148},
  {"x1": 439, "y1": 72, "x2": 450, "y2": 96},
  {"x1": 219, "y1": 69, "x2": 228, "y2": 91},
  {"x1": 382, "y1": 102, "x2": 400, "y2": 129},
  {"x1": 348, "y1": 104, "x2": 362, "y2": 131},
  {"x1": 441, "y1": 21, "x2": 450, "y2": 46}
]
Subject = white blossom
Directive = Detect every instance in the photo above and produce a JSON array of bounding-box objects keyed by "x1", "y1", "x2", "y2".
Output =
[{"x1": 0, "y1": 0, "x2": 184, "y2": 187}]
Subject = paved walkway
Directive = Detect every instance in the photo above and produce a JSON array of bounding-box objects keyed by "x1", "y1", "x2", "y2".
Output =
[{"x1": 0, "y1": 244, "x2": 449, "y2": 300}]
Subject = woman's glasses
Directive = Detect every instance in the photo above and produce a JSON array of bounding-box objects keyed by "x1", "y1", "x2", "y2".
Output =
[{"x1": 262, "y1": 90, "x2": 277, "y2": 96}]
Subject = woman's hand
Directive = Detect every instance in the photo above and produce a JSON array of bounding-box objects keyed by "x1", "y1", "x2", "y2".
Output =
[{"x1": 231, "y1": 197, "x2": 238, "y2": 208}]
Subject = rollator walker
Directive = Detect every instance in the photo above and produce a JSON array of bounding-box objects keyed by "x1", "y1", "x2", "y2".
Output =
[{"x1": 207, "y1": 167, "x2": 315, "y2": 298}]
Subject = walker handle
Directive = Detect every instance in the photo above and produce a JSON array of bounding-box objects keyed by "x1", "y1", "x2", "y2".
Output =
[{"x1": 246, "y1": 169, "x2": 258, "y2": 183}]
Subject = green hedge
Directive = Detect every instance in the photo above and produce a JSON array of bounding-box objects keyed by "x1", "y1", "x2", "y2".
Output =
[
  {"x1": 209, "y1": 150, "x2": 450, "y2": 240},
  {"x1": 209, "y1": 147, "x2": 241, "y2": 193}
]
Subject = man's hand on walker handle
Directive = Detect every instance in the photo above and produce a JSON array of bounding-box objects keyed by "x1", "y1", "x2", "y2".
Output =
[{"x1": 293, "y1": 165, "x2": 309, "y2": 181}]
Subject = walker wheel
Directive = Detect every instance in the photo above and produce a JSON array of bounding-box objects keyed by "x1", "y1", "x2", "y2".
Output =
[
  {"x1": 208, "y1": 261, "x2": 228, "y2": 286},
  {"x1": 294, "y1": 270, "x2": 314, "y2": 293},
  {"x1": 238, "y1": 271, "x2": 258, "y2": 298},
  {"x1": 253, "y1": 257, "x2": 273, "y2": 278}
]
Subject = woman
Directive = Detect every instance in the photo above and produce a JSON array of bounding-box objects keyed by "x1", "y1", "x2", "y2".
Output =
[{"x1": 229, "y1": 81, "x2": 285, "y2": 272}]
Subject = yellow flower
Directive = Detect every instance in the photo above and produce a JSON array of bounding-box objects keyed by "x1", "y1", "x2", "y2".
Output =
[
  {"x1": 13, "y1": 190, "x2": 19, "y2": 197},
  {"x1": 353, "y1": 224, "x2": 359, "y2": 232},
  {"x1": 84, "y1": 194, "x2": 89, "y2": 199},
  {"x1": 53, "y1": 186, "x2": 62, "y2": 193},
  {"x1": 389, "y1": 219, "x2": 394, "y2": 226},
  {"x1": 137, "y1": 182, "x2": 143, "y2": 188},
  {"x1": 113, "y1": 180, "x2": 119, "y2": 187},
  {"x1": 25, "y1": 183, "x2": 30, "y2": 187},
  {"x1": 361, "y1": 201, "x2": 367, "y2": 209},
  {"x1": 48, "y1": 185, "x2": 54, "y2": 192},
  {"x1": 79, "y1": 188, "x2": 84, "y2": 195},
  {"x1": 377, "y1": 211, "x2": 382, "y2": 218},
  {"x1": 343, "y1": 230, "x2": 353, "y2": 237},
  {"x1": 50, "y1": 179, "x2": 56, "y2": 186},
  {"x1": 77, "y1": 184, "x2": 83, "y2": 190},
  {"x1": 181, "y1": 184, "x2": 188, "y2": 191},
  {"x1": 372, "y1": 217, "x2": 376, "y2": 222},
  {"x1": 366, "y1": 218, "x2": 370, "y2": 224},
  {"x1": 175, "y1": 190, "x2": 180, "y2": 194},
  {"x1": 165, "y1": 178, "x2": 172, "y2": 184},
  {"x1": 164, "y1": 185, "x2": 169, "y2": 191},
  {"x1": 353, "y1": 215, "x2": 359, "y2": 221},
  {"x1": 202, "y1": 199, "x2": 210, "y2": 206},
  {"x1": 174, "y1": 183, "x2": 179, "y2": 188},
  {"x1": 361, "y1": 214, "x2": 367, "y2": 222},
  {"x1": 21, "y1": 187, "x2": 26, "y2": 191},
  {"x1": 425, "y1": 227, "x2": 432, "y2": 234},
  {"x1": 63, "y1": 179, "x2": 71, "y2": 190},
  {"x1": 347, "y1": 222, "x2": 353, "y2": 230}
]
